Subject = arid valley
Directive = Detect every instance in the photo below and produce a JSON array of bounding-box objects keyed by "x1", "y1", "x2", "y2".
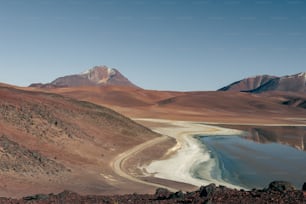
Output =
[
  {"x1": 0, "y1": 66, "x2": 306, "y2": 203},
  {"x1": 1, "y1": 1, "x2": 306, "y2": 202}
]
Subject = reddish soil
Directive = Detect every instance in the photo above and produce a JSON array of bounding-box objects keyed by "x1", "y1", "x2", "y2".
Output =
[
  {"x1": 29, "y1": 86, "x2": 306, "y2": 125},
  {"x1": 0, "y1": 85, "x2": 168, "y2": 197},
  {"x1": 1, "y1": 83, "x2": 306, "y2": 199}
]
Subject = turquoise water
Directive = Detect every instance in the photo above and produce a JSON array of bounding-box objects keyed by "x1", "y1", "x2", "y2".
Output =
[{"x1": 196, "y1": 135, "x2": 306, "y2": 189}]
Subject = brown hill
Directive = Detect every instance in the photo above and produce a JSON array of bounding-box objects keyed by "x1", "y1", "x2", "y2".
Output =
[
  {"x1": 219, "y1": 72, "x2": 306, "y2": 93},
  {"x1": 29, "y1": 65, "x2": 138, "y2": 88},
  {"x1": 0, "y1": 85, "x2": 168, "y2": 197},
  {"x1": 151, "y1": 91, "x2": 306, "y2": 123},
  {"x1": 29, "y1": 85, "x2": 306, "y2": 125},
  {"x1": 262, "y1": 91, "x2": 306, "y2": 109},
  {"x1": 48, "y1": 86, "x2": 184, "y2": 107}
]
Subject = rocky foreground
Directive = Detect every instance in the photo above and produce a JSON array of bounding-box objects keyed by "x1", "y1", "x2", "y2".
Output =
[{"x1": 0, "y1": 181, "x2": 305, "y2": 204}]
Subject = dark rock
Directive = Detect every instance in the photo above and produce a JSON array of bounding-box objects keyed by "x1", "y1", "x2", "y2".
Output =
[
  {"x1": 268, "y1": 181, "x2": 296, "y2": 192},
  {"x1": 154, "y1": 188, "x2": 171, "y2": 200},
  {"x1": 170, "y1": 191, "x2": 184, "y2": 199},
  {"x1": 200, "y1": 183, "x2": 217, "y2": 197},
  {"x1": 303, "y1": 182, "x2": 306, "y2": 191},
  {"x1": 23, "y1": 194, "x2": 49, "y2": 200},
  {"x1": 203, "y1": 200, "x2": 213, "y2": 204},
  {"x1": 1, "y1": 182, "x2": 306, "y2": 204},
  {"x1": 250, "y1": 191, "x2": 261, "y2": 198},
  {"x1": 218, "y1": 185, "x2": 227, "y2": 192},
  {"x1": 23, "y1": 196, "x2": 36, "y2": 201},
  {"x1": 58, "y1": 190, "x2": 78, "y2": 198}
]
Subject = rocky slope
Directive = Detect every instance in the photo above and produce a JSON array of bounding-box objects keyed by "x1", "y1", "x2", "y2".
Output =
[
  {"x1": 0, "y1": 85, "x2": 160, "y2": 197},
  {"x1": 0, "y1": 135, "x2": 67, "y2": 176},
  {"x1": 0, "y1": 181, "x2": 305, "y2": 204},
  {"x1": 29, "y1": 65, "x2": 138, "y2": 88},
  {"x1": 219, "y1": 72, "x2": 306, "y2": 93},
  {"x1": 219, "y1": 75, "x2": 277, "y2": 92}
]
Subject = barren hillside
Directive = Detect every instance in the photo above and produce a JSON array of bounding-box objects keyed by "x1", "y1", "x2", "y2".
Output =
[{"x1": 0, "y1": 85, "x2": 166, "y2": 197}]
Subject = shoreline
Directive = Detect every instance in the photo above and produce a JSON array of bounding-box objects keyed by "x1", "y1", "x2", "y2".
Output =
[{"x1": 135, "y1": 118, "x2": 245, "y2": 189}]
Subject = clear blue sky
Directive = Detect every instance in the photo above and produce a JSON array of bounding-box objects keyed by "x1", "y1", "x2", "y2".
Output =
[{"x1": 0, "y1": 0, "x2": 305, "y2": 91}]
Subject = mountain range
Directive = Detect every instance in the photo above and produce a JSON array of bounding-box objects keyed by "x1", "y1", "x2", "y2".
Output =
[
  {"x1": 30, "y1": 66, "x2": 306, "y2": 94},
  {"x1": 219, "y1": 72, "x2": 306, "y2": 93},
  {"x1": 27, "y1": 67, "x2": 306, "y2": 116},
  {"x1": 26, "y1": 67, "x2": 306, "y2": 119}
]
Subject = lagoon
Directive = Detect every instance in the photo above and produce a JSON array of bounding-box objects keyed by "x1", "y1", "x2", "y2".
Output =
[{"x1": 197, "y1": 127, "x2": 306, "y2": 189}]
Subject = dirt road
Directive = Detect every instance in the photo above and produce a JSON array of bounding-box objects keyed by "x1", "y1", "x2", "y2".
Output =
[{"x1": 111, "y1": 135, "x2": 178, "y2": 192}]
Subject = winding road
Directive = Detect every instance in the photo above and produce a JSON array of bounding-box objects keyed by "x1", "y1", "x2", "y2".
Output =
[{"x1": 111, "y1": 135, "x2": 178, "y2": 192}]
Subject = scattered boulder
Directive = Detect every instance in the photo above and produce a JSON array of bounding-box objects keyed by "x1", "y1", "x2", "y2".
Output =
[
  {"x1": 170, "y1": 191, "x2": 184, "y2": 199},
  {"x1": 267, "y1": 181, "x2": 296, "y2": 192},
  {"x1": 203, "y1": 200, "x2": 213, "y2": 204},
  {"x1": 23, "y1": 194, "x2": 49, "y2": 201},
  {"x1": 1, "y1": 182, "x2": 305, "y2": 204},
  {"x1": 154, "y1": 188, "x2": 171, "y2": 200},
  {"x1": 199, "y1": 183, "x2": 217, "y2": 197},
  {"x1": 58, "y1": 190, "x2": 78, "y2": 199}
]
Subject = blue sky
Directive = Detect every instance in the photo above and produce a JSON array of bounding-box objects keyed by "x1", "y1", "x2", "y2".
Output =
[{"x1": 0, "y1": 0, "x2": 305, "y2": 91}]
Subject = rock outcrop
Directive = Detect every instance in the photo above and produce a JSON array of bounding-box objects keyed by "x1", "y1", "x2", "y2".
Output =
[
  {"x1": 267, "y1": 181, "x2": 296, "y2": 192},
  {"x1": 0, "y1": 181, "x2": 304, "y2": 204}
]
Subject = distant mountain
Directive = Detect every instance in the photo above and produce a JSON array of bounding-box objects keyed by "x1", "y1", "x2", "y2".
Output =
[
  {"x1": 219, "y1": 72, "x2": 306, "y2": 93},
  {"x1": 29, "y1": 65, "x2": 138, "y2": 88},
  {"x1": 218, "y1": 75, "x2": 277, "y2": 92}
]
